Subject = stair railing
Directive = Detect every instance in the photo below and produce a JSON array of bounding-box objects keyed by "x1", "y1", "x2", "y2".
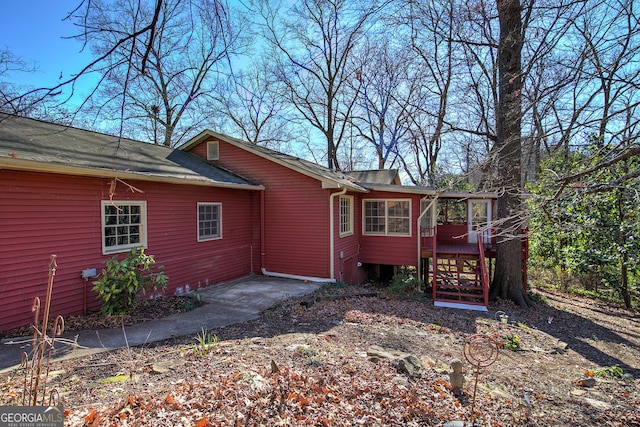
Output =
[
  {"x1": 477, "y1": 232, "x2": 489, "y2": 307},
  {"x1": 431, "y1": 225, "x2": 438, "y2": 302}
]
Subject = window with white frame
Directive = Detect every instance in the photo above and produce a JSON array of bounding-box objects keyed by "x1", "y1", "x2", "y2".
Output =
[
  {"x1": 339, "y1": 195, "x2": 353, "y2": 236},
  {"x1": 207, "y1": 141, "x2": 219, "y2": 160},
  {"x1": 363, "y1": 199, "x2": 411, "y2": 236},
  {"x1": 102, "y1": 201, "x2": 147, "y2": 254},
  {"x1": 198, "y1": 202, "x2": 222, "y2": 241}
]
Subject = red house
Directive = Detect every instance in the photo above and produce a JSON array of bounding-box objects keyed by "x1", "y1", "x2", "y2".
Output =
[
  {"x1": 0, "y1": 114, "x2": 262, "y2": 331},
  {"x1": 0, "y1": 114, "x2": 526, "y2": 332},
  {"x1": 180, "y1": 131, "x2": 527, "y2": 311}
]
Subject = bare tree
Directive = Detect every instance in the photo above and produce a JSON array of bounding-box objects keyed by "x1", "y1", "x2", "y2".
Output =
[
  {"x1": 74, "y1": 0, "x2": 244, "y2": 146},
  {"x1": 257, "y1": 0, "x2": 385, "y2": 170},
  {"x1": 350, "y1": 38, "x2": 417, "y2": 171},
  {"x1": 216, "y1": 59, "x2": 293, "y2": 149},
  {"x1": 403, "y1": 0, "x2": 461, "y2": 186},
  {"x1": 0, "y1": 49, "x2": 32, "y2": 113}
]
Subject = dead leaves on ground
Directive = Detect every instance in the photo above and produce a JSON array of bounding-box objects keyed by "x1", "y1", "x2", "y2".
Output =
[
  {"x1": 76, "y1": 363, "x2": 464, "y2": 426},
  {"x1": 4, "y1": 288, "x2": 639, "y2": 426}
]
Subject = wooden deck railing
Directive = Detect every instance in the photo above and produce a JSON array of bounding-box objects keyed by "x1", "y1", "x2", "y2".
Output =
[{"x1": 477, "y1": 232, "x2": 489, "y2": 307}]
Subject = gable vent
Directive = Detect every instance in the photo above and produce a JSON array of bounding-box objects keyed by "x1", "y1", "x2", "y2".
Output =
[{"x1": 207, "y1": 141, "x2": 220, "y2": 160}]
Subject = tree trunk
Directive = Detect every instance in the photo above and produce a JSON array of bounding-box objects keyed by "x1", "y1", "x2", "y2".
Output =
[
  {"x1": 490, "y1": 0, "x2": 531, "y2": 307},
  {"x1": 620, "y1": 255, "x2": 632, "y2": 309}
]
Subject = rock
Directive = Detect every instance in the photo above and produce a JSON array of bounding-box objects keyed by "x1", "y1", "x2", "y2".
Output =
[
  {"x1": 391, "y1": 375, "x2": 409, "y2": 388},
  {"x1": 366, "y1": 345, "x2": 408, "y2": 362},
  {"x1": 270, "y1": 360, "x2": 279, "y2": 373},
  {"x1": 366, "y1": 345, "x2": 425, "y2": 378},
  {"x1": 553, "y1": 341, "x2": 568, "y2": 353},
  {"x1": 577, "y1": 378, "x2": 596, "y2": 387},
  {"x1": 299, "y1": 296, "x2": 316, "y2": 308},
  {"x1": 570, "y1": 389, "x2": 586, "y2": 396},
  {"x1": 151, "y1": 363, "x2": 170, "y2": 374},
  {"x1": 397, "y1": 354, "x2": 423, "y2": 378},
  {"x1": 584, "y1": 397, "x2": 612, "y2": 410}
]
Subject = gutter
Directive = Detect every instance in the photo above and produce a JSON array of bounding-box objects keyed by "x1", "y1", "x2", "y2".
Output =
[
  {"x1": 261, "y1": 268, "x2": 335, "y2": 283},
  {"x1": 0, "y1": 158, "x2": 265, "y2": 191},
  {"x1": 329, "y1": 186, "x2": 348, "y2": 279}
]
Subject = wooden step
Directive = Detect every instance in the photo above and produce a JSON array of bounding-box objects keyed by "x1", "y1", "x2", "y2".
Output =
[{"x1": 436, "y1": 291, "x2": 484, "y2": 299}]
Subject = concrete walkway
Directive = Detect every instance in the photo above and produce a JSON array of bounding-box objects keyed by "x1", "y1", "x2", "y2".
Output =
[{"x1": 0, "y1": 276, "x2": 322, "y2": 372}]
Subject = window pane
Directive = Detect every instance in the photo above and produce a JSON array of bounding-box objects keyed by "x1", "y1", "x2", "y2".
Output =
[
  {"x1": 364, "y1": 200, "x2": 410, "y2": 236},
  {"x1": 198, "y1": 204, "x2": 221, "y2": 240},
  {"x1": 388, "y1": 201, "x2": 410, "y2": 234},
  {"x1": 340, "y1": 196, "x2": 352, "y2": 235},
  {"x1": 103, "y1": 202, "x2": 145, "y2": 252},
  {"x1": 364, "y1": 201, "x2": 386, "y2": 234}
]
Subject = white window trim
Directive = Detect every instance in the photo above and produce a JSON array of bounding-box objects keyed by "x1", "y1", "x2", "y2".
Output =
[
  {"x1": 362, "y1": 198, "x2": 412, "y2": 237},
  {"x1": 101, "y1": 200, "x2": 147, "y2": 255},
  {"x1": 197, "y1": 202, "x2": 223, "y2": 242},
  {"x1": 207, "y1": 141, "x2": 219, "y2": 160},
  {"x1": 339, "y1": 195, "x2": 354, "y2": 237}
]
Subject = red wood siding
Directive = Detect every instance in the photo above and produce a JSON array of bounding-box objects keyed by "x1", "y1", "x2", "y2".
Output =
[
  {"x1": 356, "y1": 191, "x2": 421, "y2": 267},
  {"x1": 0, "y1": 169, "x2": 256, "y2": 332},
  {"x1": 333, "y1": 192, "x2": 364, "y2": 284},
  {"x1": 190, "y1": 138, "x2": 332, "y2": 278}
]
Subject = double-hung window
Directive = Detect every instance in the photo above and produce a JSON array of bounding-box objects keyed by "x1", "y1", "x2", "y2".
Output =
[
  {"x1": 102, "y1": 201, "x2": 147, "y2": 254},
  {"x1": 363, "y1": 199, "x2": 411, "y2": 236},
  {"x1": 339, "y1": 195, "x2": 353, "y2": 237},
  {"x1": 198, "y1": 202, "x2": 222, "y2": 241}
]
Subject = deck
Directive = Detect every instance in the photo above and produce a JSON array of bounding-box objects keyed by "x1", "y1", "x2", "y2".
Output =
[
  {"x1": 419, "y1": 231, "x2": 494, "y2": 311},
  {"x1": 421, "y1": 242, "x2": 496, "y2": 259}
]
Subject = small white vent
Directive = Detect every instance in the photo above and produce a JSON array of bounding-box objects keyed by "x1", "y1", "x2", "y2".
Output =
[{"x1": 207, "y1": 141, "x2": 219, "y2": 160}]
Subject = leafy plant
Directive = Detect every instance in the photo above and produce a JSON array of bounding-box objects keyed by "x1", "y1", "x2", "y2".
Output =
[
  {"x1": 180, "y1": 298, "x2": 194, "y2": 312},
  {"x1": 593, "y1": 365, "x2": 625, "y2": 379},
  {"x1": 193, "y1": 328, "x2": 219, "y2": 355},
  {"x1": 503, "y1": 334, "x2": 521, "y2": 351},
  {"x1": 527, "y1": 290, "x2": 548, "y2": 305},
  {"x1": 386, "y1": 271, "x2": 422, "y2": 297},
  {"x1": 263, "y1": 303, "x2": 285, "y2": 319},
  {"x1": 527, "y1": 144, "x2": 640, "y2": 309},
  {"x1": 295, "y1": 346, "x2": 323, "y2": 367},
  {"x1": 93, "y1": 247, "x2": 168, "y2": 315}
]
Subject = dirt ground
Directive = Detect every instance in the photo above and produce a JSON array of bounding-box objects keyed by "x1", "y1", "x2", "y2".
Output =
[{"x1": 2, "y1": 284, "x2": 639, "y2": 426}]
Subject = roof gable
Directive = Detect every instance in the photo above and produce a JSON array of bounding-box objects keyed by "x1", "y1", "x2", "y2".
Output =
[
  {"x1": 180, "y1": 130, "x2": 368, "y2": 192},
  {"x1": 0, "y1": 114, "x2": 262, "y2": 190}
]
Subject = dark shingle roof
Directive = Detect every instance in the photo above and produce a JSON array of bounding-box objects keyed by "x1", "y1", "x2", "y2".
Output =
[
  {"x1": 0, "y1": 114, "x2": 262, "y2": 189},
  {"x1": 345, "y1": 169, "x2": 401, "y2": 185}
]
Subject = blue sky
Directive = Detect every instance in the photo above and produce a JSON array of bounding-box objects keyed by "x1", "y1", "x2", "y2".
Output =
[{"x1": 1, "y1": 1, "x2": 92, "y2": 91}]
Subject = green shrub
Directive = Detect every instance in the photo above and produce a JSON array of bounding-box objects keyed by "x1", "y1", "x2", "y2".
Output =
[
  {"x1": 93, "y1": 248, "x2": 168, "y2": 315},
  {"x1": 503, "y1": 334, "x2": 521, "y2": 351},
  {"x1": 387, "y1": 272, "x2": 422, "y2": 297},
  {"x1": 593, "y1": 365, "x2": 625, "y2": 379}
]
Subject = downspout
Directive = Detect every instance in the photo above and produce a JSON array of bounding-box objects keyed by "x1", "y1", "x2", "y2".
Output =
[
  {"x1": 416, "y1": 195, "x2": 439, "y2": 284},
  {"x1": 260, "y1": 190, "x2": 266, "y2": 271},
  {"x1": 329, "y1": 186, "x2": 348, "y2": 279},
  {"x1": 261, "y1": 268, "x2": 335, "y2": 283}
]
